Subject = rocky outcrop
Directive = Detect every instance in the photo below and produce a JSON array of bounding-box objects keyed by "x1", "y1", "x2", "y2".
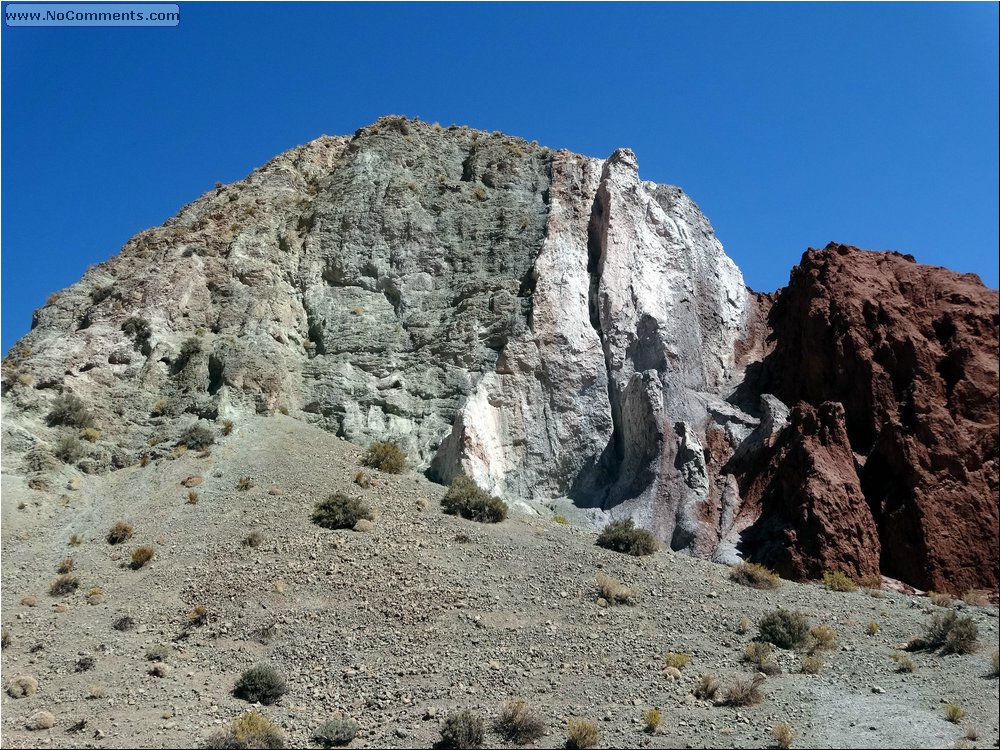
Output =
[{"x1": 743, "y1": 244, "x2": 999, "y2": 593}]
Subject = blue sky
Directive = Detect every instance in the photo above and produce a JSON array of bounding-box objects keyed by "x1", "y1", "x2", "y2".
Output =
[{"x1": 2, "y1": 2, "x2": 998, "y2": 353}]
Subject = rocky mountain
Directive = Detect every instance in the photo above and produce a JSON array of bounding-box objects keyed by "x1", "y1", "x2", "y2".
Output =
[{"x1": 2, "y1": 116, "x2": 997, "y2": 595}]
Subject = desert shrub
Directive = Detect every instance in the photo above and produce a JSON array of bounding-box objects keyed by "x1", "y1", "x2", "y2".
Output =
[
  {"x1": 944, "y1": 704, "x2": 966, "y2": 723},
  {"x1": 800, "y1": 655, "x2": 823, "y2": 674},
  {"x1": 928, "y1": 591, "x2": 953, "y2": 608},
  {"x1": 56, "y1": 558, "x2": 74, "y2": 574},
  {"x1": 991, "y1": 649, "x2": 999, "y2": 677},
  {"x1": 353, "y1": 470, "x2": 375, "y2": 488},
  {"x1": 25, "y1": 710, "x2": 55, "y2": 730},
  {"x1": 243, "y1": 531, "x2": 265, "y2": 548},
  {"x1": 208, "y1": 711, "x2": 285, "y2": 749},
  {"x1": 565, "y1": 718, "x2": 600, "y2": 749},
  {"x1": 80, "y1": 427, "x2": 101, "y2": 442},
  {"x1": 495, "y1": 699, "x2": 545, "y2": 744},
  {"x1": 176, "y1": 337, "x2": 202, "y2": 368},
  {"x1": 866, "y1": 622, "x2": 881, "y2": 636},
  {"x1": 595, "y1": 518, "x2": 657, "y2": 556},
  {"x1": 857, "y1": 573, "x2": 882, "y2": 590},
  {"x1": 188, "y1": 606, "x2": 209, "y2": 626},
  {"x1": 772, "y1": 722, "x2": 794, "y2": 749},
  {"x1": 472, "y1": 185, "x2": 488, "y2": 202},
  {"x1": 553, "y1": 515, "x2": 569, "y2": 524},
  {"x1": 595, "y1": 572, "x2": 633, "y2": 605},
  {"x1": 664, "y1": 652, "x2": 690, "y2": 671},
  {"x1": 439, "y1": 709, "x2": 484, "y2": 749},
  {"x1": 693, "y1": 673, "x2": 720, "y2": 700},
  {"x1": 220, "y1": 419, "x2": 235, "y2": 436},
  {"x1": 237, "y1": 476, "x2": 255, "y2": 491},
  {"x1": 314, "y1": 718, "x2": 359, "y2": 747},
  {"x1": 6, "y1": 675, "x2": 38, "y2": 698},
  {"x1": 911, "y1": 610, "x2": 979, "y2": 655},
  {"x1": 69, "y1": 532, "x2": 84, "y2": 546},
  {"x1": 821, "y1": 571, "x2": 857, "y2": 592},
  {"x1": 809, "y1": 624, "x2": 837, "y2": 652},
  {"x1": 107, "y1": 521, "x2": 134, "y2": 544},
  {"x1": 360, "y1": 441, "x2": 406, "y2": 473},
  {"x1": 743, "y1": 642, "x2": 780, "y2": 675},
  {"x1": 75, "y1": 655, "x2": 96, "y2": 672},
  {"x1": 149, "y1": 662, "x2": 169, "y2": 678},
  {"x1": 729, "y1": 561, "x2": 781, "y2": 590},
  {"x1": 47, "y1": 393, "x2": 95, "y2": 427},
  {"x1": 312, "y1": 493, "x2": 373, "y2": 530},
  {"x1": 442, "y1": 475, "x2": 508, "y2": 523},
  {"x1": 146, "y1": 644, "x2": 171, "y2": 662},
  {"x1": 86, "y1": 586, "x2": 104, "y2": 604},
  {"x1": 234, "y1": 664, "x2": 287, "y2": 705},
  {"x1": 113, "y1": 615, "x2": 135, "y2": 632},
  {"x1": 735, "y1": 616, "x2": 751, "y2": 635},
  {"x1": 721, "y1": 673, "x2": 765, "y2": 706},
  {"x1": 50, "y1": 574, "x2": 79, "y2": 596},
  {"x1": 891, "y1": 651, "x2": 916, "y2": 672},
  {"x1": 187, "y1": 490, "x2": 200, "y2": 504},
  {"x1": 1, "y1": 628, "x2": 11, "y2": 650},
  {"x1": 130, "y1": 546, "x2": 155, "y2": 569},
  {"x1": 758, "y1": 610, "x2": 810, "y2": 649},
  {"x1": 122, "y1": 315, "x2": 151, "y2": 348},
  {"x1": 963, "y1": 589, "x2": 991, "y2": 607},
  {"x1": 179, "y1": 423, "x2": 215, "y2": 450},
  {"x1": 642, "y1": 707, "x2": 661, "y2": 734},
  {"x1": 55, "y1": 434, "x2": 88, "y2": 463}
]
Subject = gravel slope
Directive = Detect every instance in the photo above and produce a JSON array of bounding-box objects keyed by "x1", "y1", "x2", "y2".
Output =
[{"x1": 2, "y1": 415, "x2": 998, "y2": 748}]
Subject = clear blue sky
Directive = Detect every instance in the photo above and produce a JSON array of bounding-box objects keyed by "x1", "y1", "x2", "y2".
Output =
[{"x1": 2, "y1": 2, "x2": 998, "y2": 353}]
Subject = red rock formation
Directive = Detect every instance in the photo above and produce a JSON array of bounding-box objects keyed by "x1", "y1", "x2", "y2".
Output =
[{"x1": 746, "y1": 243, "x2": 999, "y2": 594}]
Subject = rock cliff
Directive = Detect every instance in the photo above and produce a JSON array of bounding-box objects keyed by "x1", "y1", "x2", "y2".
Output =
[{"x1": 2, "y1": 119, "x2": 997, "y2": 593}]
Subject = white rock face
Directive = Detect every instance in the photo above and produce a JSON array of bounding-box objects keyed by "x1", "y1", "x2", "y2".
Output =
[{"x1": 2, "y1": 117, "x2": 766, "y2": 559}]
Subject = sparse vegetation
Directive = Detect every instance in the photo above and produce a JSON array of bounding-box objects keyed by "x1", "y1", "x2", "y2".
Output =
[
  {"x1": 821, "y1": 570, "x2": 857, "y2": 592},
  {"x1": 991, "y1": 648, "x2": 999, "y2": 677},
  {"x1": 944, "y1": 704, "x2": 966, "y2": 723},
  {"x1": 1, "y1": 628, "x2": 11, "y2": 650},
  {"x1": 47, "y1": 393, "x2": 95, "y2": 427},
  {"x1": 442, "y1": 475, "x2": 508, "y2": 523},
  {"x1": 6, "y1": 675, "x2": 39, "y2": 698},
  {"x1": 56, "y1": 557, "x2": 74, "y2": 574},
  {"x1": 495, "y1": 699, "x2": 546, "y2": 744},
  {"x1": 729, "y1": 561, "x2": 781, "y2": 590},
  {"x1": 237, "y1": 475, "x2": 255, "y2": 491},
  {"x1": 220, "y1": 419, "x2": 235, "y2": 436},
  {"x1": 693, "y1": 673, "x2": 720, "y2": 700},
  {"x1": 314, "y1": 718, "x2": 359, "y2": 747},
  {"x1": 722, "y1": 673, "x2": 765, "y2": 706},
  {"x1": 179, "y1": 423, "x2": 215, "y2": 450},
  {"x1": 50, "y1": 574, "x2": 79, "y2": 596},
  {"x1": 892, "y1": 651, "x2": 916, "y2": 672},
  {"x1": 207, "y1": 711, "x2": 285, "y2": 749},
  {"x1": 735, "y1": 616, "x2": 751, "y2": 635},
  {"x1": 55, "y1": 434, "x2": 88, "y2": 463},
  {"x1": 800, "y1": 655, "x2": 823, "y2": 674},
  {"x1": 360, "y1": 441, "x2": 406, "y2": 473},
  {"x1": 743, "y1": 642, "x2": 781, "y2": 675},
  {"x1": 910, "y1": 610, "x2": 979, "y2": 655},
  {"x1": 664, "y1": 652, "x2": 691, "y2": 671},
  {"x1": 130, "y1": 546, "x2": 155, "y2": 569},
  {"x1": 857, "y1": 573, "x2": 882, "y2": 590},
  {"x1": 439, "y1": 709, "x2": 485, "y2": 749},
  {"x1": 188, "y1": 606, "x2": 209, "y2": 626},
  {"x1": 107, "y1": 521, "x2": 134, "y2": 545},
  {"x1": 312, "y1": 493, "x2": 373, "y2": 530},
  {"x1": 809, "y1": 624, "x2": 837, "y2": 652},
  {"x1": 80, "y1": 427, "x2": 101, "y2": 442},
  {"x1": 866, "y1": 622, "x2": 881, "y2": 636},
  {"x1": 187, "y1": 490, "x2": 200, "y2": 504},
  {"x1": 772, "y1": 722, "x2": 794, "y2": 749},
  {"x1": 233, "y1": 664, "x2": 287, "y2": 705},
  {"x1": 353, "y1": 470, "x2": 375, "y2": 488},
  {"x1": 642, "y1": 707, "x2": 661, "y2": 734},
  {"x1": 146, "y1": 644, "x2": 171, "y2": 662},
  {"x1": 962, "y1": 589, "x2": 991, "y2": 607},
  {"x1": 75, "y1": 655, "x2": 96, "y2": 672},
  {"x1": 928, "y1": 591, "x2": 953, "y2": 608},
  {"x1": 243, "y1": 531, "x2": 265, "y2": 548},
  {"x1": 758, "y1": 609, "x2": 810, "y2": 649},
  {"x1": 595, "y1": 572, "x2": 633, "y2": 605},
  {"x1": 565, "y1": 718, "x2": 600, "y2": 749},
  {"x1": 176, "y1": 336, "x2": 202, "y2": 368},
  {"x1": 69, "y1": 532, "x2": 84, "y2": 546},
  {"x1": 595, "y1": 518, "x2": 657, "y2": 556},
  {"x1": 553, "y1": 515, "x2": 569, "y2": 524},
  {"x1": 113, "y1": 615, "x2": 135, "y2": 632}
]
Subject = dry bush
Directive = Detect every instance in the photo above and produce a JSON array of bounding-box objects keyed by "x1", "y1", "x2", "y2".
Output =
[
  {"x1": 237, "y1": 475, "x2": 255, "y2": 491},
  {"x1": 735, "y1": 616, "x2": 751, "y2": 635},
  {"x1": 743, "y1": 642, "x2": 780, "y2": 675},
  {"x1": 892, "y1": 651, "x2": 916, "y2": 672},
  {"x1": 961, "y1": 589, "x2": 990, "y2": 607},
  {"x1": 243, "y1": 531, "x2": 265, "y2": 548},
  {"x1": 86, "y1": 587, "x2": 104, "y2": 605},
  {"x1": 442, "y1": 475, "x2": 508, "y2": 523},
  {"x1": 772, "y1": 722, "x2": 794, "y2": 749},
  {"x1": 821, "y1": 571, "x2": 857, "y2": 592},
  {"x1": 312, "y1": 493, "x2": 373, "y2": 530},
  {"x1": 565, "y1": 718, "x2": 600, "y2": 749},
  {"x1": 113, "y1": 615, "x2": 135, "y2": 632},
  {"x1": 107, "y1": 521, "x2": 134, "y2": 545},
  {"x1": 857, "y1": 573, "x2": 882, "y2": 590},
  {"x1": 553, "y1": 515, "x2": 569, "y2": 524},
  {"x1": 69, "y1": 533, "x2": 84, "y2": 546},
  {"x1": 991, "y1": 648, "x2": 999, "y2": 677},
  {"x1": 146, "y1": 644, "x2": 171, "y2": 662},
  {"x1": 353, "y1": 470, "x2": 375, "y2": 488},
  {"x1": 595, "y1": 518, "x2": 657, "y2": 556},
  {"x1": 944, "y1": 704, "x2": 966, "y2": 723},
  {"x1": 207, "y1": 711, "x2": 285, "y2": 749},
  {"x1": 439, "y1": 709, "x2": 484, "y2": 749},
  {"x1": 56, "y1": 558, "x2": 74, "y2": 574},
  {"x1": 220, "y1": 419, "x2": 235, "y2": 436},
  {"x1": 664, "y1": 652, "x2": 691, "y2": 671},
  {"x1": 866, "y1": 622, "x2": 881, "y2": 636},
  {"x1": 800, "y1": 655, "x2": 823, "y2": 674},
  {"x1": 148, "y1": 663, "x2": 170, "y2": 677},
  {"x1": 910, "y1": 610, "x2": 979, "y2": 655},
  {"x1": 809, "y1": 624, "x2": 837, "y2": 652},
  {"x1": 187, "y1": 490, "x2": 200, "y2": 504},
  {"x1": 188, "y1": 606, "x2": 209, "y2": 626},
  {"x1": 595, "y1": 572, "x2": 633, "y2": 605},
  {"x1": 233, "y1": 664, "x2": 287, "y2": 705},
  {"x1": 360, "y1": 441, "x2": 406, "y2": 473},
  {"x1": 25, "y1": 710, "x2": 55, "y2": 730},
  {"x1": 494, "y1": 699, "x2": 546, "y2": 745},
  {"x1": 80, "y1": 427, "x2": 101, "y2": 443},
  {"x1": 130, "y1": 546, "x2": 155, "y2": 569},
  {"x1": 6, "y1": 675, "x2": 38, "y2": 698},
  {"x1": 721, "y1": 673, "x2": 765, "y2": 706},
  {"x1": 314, "y1": 717, "x2": 359, "y2": 747},
  {"x1": 50, "y1": 574, "x2": 80, "y2": 596},
  {"x1": 729, "y1": 561, "x2": 781, "y2": 590},
  {"x1": 1, "y1": 628, "x2": 11, "y2": 650},
  {"x1": 178, "y1": 423, "x2": 215, "y2": 450},
  {"x1": 75, "y1": 655, "x2": 96, "y2": 672},
  {"x1": 693, "y1": 673, "x2": 720, "y2": 700},
  {"x1": 47, "y1": 393, "x2": 95, "y2": 427},
  {"x1": 928, "y1": 591, "x2": 953, "y2": 608},
  {"x1": 55, "y1": 434, "x2": 88, "y2": 463},
  {"x1": 642, "y1": 707, "x2": 661, "y2": 734},
  {"x1": 758, "y1": 610, "x2": 810, "y2": 649}
]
